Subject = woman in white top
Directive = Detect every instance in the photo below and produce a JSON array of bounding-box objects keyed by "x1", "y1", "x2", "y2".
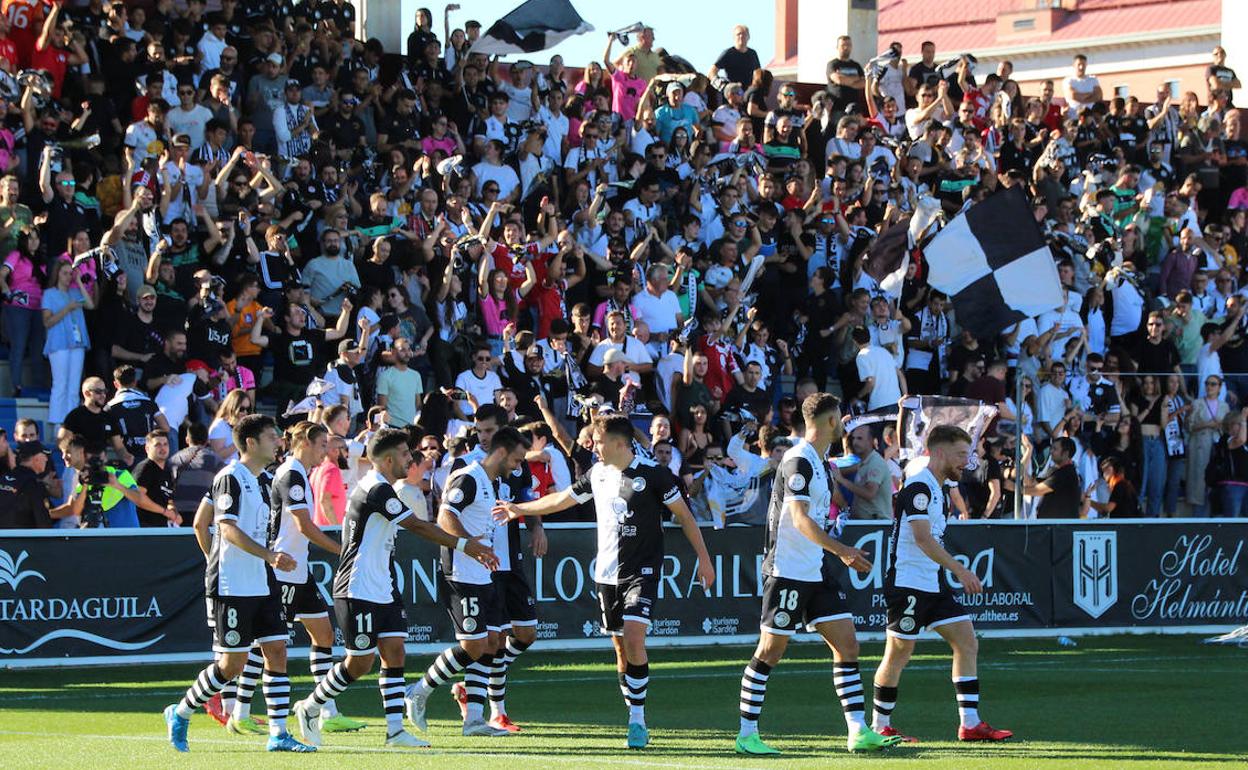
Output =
[{"x1": 207, "y1": 388, "x2": 251, "y2": 461}]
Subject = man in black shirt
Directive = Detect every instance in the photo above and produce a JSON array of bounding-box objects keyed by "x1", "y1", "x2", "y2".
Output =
[
  {"x1": 1008, "y1": 437, "x2": 1082, "y2": 519},
  {"x1": 187, "y1": 298, "x2": 233, "y2": 368},
  {"x1": 0, "y1": 443, "x2": 62, "y2": 528},
  {"x1": 1137, "y1": 311, "x2": 1181, "y2": 377},
  {"x1": 105, "y1": 365, "x2": 171, "y2": 467},
  {"x1": 907, "y1": 41, "x2": 940, "y2": 100},
  {"x1": 723, "y1": 362, "x2": 772, "y2": 424},
  {"x1": 497, "y1": 413, "x2": 714, "y2": 749},
  {"x1": 59, "y1": 376, "x2": 118, "y2": 451},
  {"x1": 142, "y1": 330, "x2": 190, "y2": 395},
  {"x1": 133, "y1": 429, "x2": 180, "y2": 526},
  {"x1": 826, "y1": 35, "x2": 866, "y2": 117},
  {"x1": 112, "y1": 285, "x2": 165, "y2": 374},
  {"x1": 250, "y1": 299, "x2": 353, "y2": 408},
  {"x1": 710, "y1": 25, "x2": 762, "y2": 89}
]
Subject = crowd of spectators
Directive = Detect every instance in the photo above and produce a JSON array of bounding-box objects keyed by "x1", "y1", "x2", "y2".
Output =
[{"x1": 0, "y1": 2, "x2": 1246, "y2": 530}]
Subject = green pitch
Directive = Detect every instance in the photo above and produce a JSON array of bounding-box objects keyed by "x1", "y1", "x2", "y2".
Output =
[{"x1": 0, "y1": 634, "x2": 1243, "y2": 768}]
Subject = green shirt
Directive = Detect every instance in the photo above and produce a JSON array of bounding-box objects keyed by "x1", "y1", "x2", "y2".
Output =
[{"x1": 75, "y1": 466, "x2": 138, "y2": 511}]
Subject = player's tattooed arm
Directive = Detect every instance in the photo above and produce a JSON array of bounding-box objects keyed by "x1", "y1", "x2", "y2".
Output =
[{"x1": 907, "y1": 518, "x2": 983, "y2": 593}]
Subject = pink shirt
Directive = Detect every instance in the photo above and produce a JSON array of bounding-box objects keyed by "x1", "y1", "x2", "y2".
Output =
[
  {"x1": 2, "y1": 251, "x2": 43, "y2": 309},
  {"x1": 610, "y1": 69, "x2": 645, "y2": 120},
  {"x1": 421, "y1": 134, "x2": 457, "y2": 157},
  {"x1": 310, "y1": 459, "x2": 346, "y2": 526},
  {"x1": 480, "y1": 293, "x2": 510, "y2": 336}
]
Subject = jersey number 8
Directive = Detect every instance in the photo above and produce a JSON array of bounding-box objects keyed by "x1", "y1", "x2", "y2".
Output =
[
  {"x1": 777, "y1": 589, "x2": 799, "y2": 611},
  {"x1": 226, "y1": 607, "x2": 238, "y2": 628}
]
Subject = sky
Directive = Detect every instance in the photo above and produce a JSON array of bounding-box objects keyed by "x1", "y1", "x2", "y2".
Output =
[{"x1": 395, "y1": 0, "x2": 776, "y2": 73}]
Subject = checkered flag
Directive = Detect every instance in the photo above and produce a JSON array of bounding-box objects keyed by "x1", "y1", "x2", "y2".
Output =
[
  {"x1": 922, "y1": 186, "x2": 1064, "y2": 336},
  {"x1": 468, "y1": 0, "x2": 595, "y2": 56}
]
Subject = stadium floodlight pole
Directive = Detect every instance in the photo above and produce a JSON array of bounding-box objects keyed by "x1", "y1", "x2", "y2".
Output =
[{"x1": 1013, "y1": 374, "x2": 1024, "y2": 520}]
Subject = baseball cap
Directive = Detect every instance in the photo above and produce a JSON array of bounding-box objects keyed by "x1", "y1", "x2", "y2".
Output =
[
  {"x1": 137, "y1": 284, "x2": 157, "y2": 298},
  {"x1": 524, "y1": 345, "x2": 544, "y2": 359},
  {"x1": 266, "y1": 52, "x2": 284, "y2": 65},
  {"x1": 172, "y1": 134, "x2": 191, "y2": 148},
  {"x1": 603, "y1": 349, "x2": 627, "y2": 365},
  {"x1": 338, "y1": 338, "x2": 362, "y2": 355},
  {"x1": 15, "y1": 441, "x2": 47, "y2": 462},
  {"x1": 666, "y1": 82, "x2": 684, "y2": 96},
  {"x1": 285, "y1": 78, "x2": 301, "y2": 90}
]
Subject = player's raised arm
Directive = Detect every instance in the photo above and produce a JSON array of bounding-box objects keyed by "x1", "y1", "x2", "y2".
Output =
[{"x1": 905, "y1": 516, "x2": 981, "y2": 593}]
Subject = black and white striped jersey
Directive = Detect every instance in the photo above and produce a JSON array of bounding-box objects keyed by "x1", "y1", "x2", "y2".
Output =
[
  {"x1": 886, "y1": 467, "x2": 949, "y2": 592},
  {"x1": 450, "y1": 447, "x2": 536, "y2": 572},
  {"x1": 438, "y1": 461, "x2": 498, "y2": 585},
  {"x1": 332, "y1": 469, "x2": 414, "y2": 604},
  {"x1": 569, "y1": 455, "x2": 681, "y2": 585},
  {"x1": 205, "y1": 462, "x2": 273, "y2": 598},
  {"x1": 761, "y1": 440, "x2": 832, "y2": 582},
  {"x1": 269, "y1": 457, "x2": 313, "y2": 585}
]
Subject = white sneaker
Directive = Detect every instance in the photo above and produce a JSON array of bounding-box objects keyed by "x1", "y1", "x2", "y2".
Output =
[
  {"x1": 404, "y1": 683, "x2": 430, "y2": 732},
  {"x1": 462, "y1": 718, "x2": 511, "y2": 737},
  {"x1": 385, "y1": 729, "x2": 431, "y2": 748},
  {"x1": 292, "y1": 699, "x2": 322, "y2": 747}
]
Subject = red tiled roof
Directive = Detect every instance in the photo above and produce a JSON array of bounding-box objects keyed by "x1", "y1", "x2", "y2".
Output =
[{"x1": 878, "y1": 0, "x2": 1220, "y2": 54}]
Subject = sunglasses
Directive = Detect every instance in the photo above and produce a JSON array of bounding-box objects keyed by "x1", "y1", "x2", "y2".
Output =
[
  {"x1": 475, "y1": 356, "x2": 491, "y2": 362},
  {"x1": 58, "y1": 180, "x2": 75, "y2": 187}
]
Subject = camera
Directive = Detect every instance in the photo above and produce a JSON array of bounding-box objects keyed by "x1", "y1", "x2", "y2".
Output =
[{"x1": 84, "y1": 455, "x2": 110, "y2": 487}]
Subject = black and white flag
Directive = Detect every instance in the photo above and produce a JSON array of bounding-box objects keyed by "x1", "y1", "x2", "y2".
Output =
[
  {"x1": 922, "y1": 185, "x2": 1064, "y2": 337},
  {"x1": 468, "y1": 0, "x2": 595, "y2": 56}
]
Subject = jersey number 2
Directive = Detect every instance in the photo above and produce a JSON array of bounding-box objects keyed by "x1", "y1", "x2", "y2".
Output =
[
  {"x1": 903, "y1": 595, "x2": 917, "y2": 616},
  {"x1": 778, "y1": 589, "x2": 799, "y2": 611}
]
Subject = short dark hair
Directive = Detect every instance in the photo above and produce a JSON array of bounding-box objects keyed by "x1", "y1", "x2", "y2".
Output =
[
  {"x1": 233, "y1": 413, "x2": 276, "y2": 452},
  {"x1": 1053, "y1": 436, "x2": 1076, "y2": 459},
  {"x1": 146, "y1": 429, "x2": 169, "y2": 444},
  {"x1": 474, "y1": 403, "x2": 507, "y2": 427},
  {"x1": 186, "y1": 422, "x2": 209, "y2": 445},
  {"x1": 113, "y1": 365, "x2": 137, "y2": 387},
  {"x1": 927, "y1": 424, "x2": 972, "y2": 448},
  {"x1": 801, "y1": 392, "x2": 841, "y2": 426},
  {"x1": 593, "y1": 413, "x2": 634, "y2": 442},
  {"x1": 368, "y1": 428, "x2": 410, "y2": 461},
  {"x1": 490, "y1": 426, "x2": 531, "y2": 455}
]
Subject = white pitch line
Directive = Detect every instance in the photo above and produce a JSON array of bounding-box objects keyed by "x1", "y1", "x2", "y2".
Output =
[
  {"x1": 0, "y1": 730, "x2": 759, "y2": 770},
  {"x1": 0, "y1": 653, "x2": 1232, "y2": 703}
]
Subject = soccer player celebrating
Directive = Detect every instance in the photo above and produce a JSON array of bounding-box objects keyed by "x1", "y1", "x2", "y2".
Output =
[
  {"x1": 494, "y1": 413, "x2": 716, "y2": 749},
  {"x1": 269, "y1": 421, "x2": 365, "y2": 734},
  {"x1": 292, "y1": 429, "x2": 499, "y2": 749},
  {"x1": 405, "y1": 425, "x2": 532, "y2": 736},
  {"x1": 164, "y1": 414, "x2": 313, "y2": 753},
  {"x1": 736, "y1": 393, "x2": 903, "y2": 755},
  {"x1": 871, "y1": 425, "x2": 1013, "y2": 743},
  {"x1": 438, "y1": 405, "x2": 546, "y2": 732}
]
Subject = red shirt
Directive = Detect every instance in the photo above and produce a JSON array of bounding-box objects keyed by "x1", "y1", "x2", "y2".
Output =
[
  {"x1": 697, "y1": 334, "x2": 738, "y2": 401},
  {"x1": 0, "y1": 36, "x2": 18, "y2": 71},
  {"x1": 30, "y1": 43, "x2": 68, "y2": 98},
  {"x1": 2, "y1": 0, "x2": 42, "y2": 68},
  {"x1": 489, "y1": 241, "x2": 538, "y2": 292}
]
